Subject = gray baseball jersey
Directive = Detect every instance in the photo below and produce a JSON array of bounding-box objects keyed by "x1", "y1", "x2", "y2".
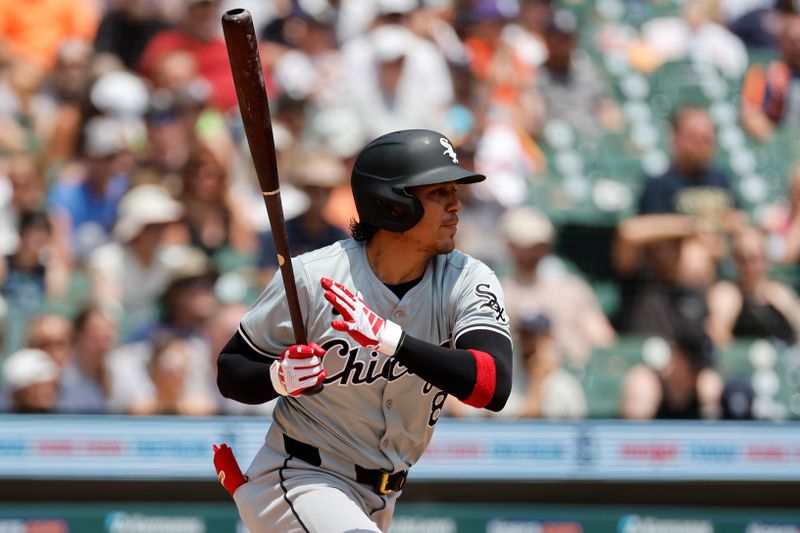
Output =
[{"x1": 240, "y1": 238, "x2": 510, "y2": 472}]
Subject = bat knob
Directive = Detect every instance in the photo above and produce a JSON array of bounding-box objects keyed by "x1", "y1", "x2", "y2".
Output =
[{"x1": 222, "y1": 8, "x2": 252, "y2": 25}]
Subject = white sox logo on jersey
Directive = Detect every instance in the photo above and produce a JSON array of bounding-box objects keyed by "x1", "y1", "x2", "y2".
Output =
[
  {"x1": 475, "y1": 283, "x2": 507, "y2": 324},
  {"x1": 440, "y1": 138, "x2": 458, "y2": 164}
]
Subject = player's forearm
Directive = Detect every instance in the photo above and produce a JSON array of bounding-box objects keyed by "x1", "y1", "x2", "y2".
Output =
[
  {"x1": 217, "y1": 331, "x2": 281, "y2": 404},
  {"x1": 393, "y1": 330, "x2": 512, "y2": 412}
]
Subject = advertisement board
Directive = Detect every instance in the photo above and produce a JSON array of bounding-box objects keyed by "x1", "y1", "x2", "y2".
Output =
[{"x1": 1, "y1": 504, "x2": 799, "y2": 533}]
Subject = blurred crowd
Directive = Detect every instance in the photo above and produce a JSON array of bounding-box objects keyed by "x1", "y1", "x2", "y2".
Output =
[{"x1": 1, "y1": 0, "x2": 800, "y2": 421}]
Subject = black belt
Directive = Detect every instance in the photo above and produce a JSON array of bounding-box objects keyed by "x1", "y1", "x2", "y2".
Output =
[{"x1": 283, "y1": 434, "x2": 407, "y2": 495}]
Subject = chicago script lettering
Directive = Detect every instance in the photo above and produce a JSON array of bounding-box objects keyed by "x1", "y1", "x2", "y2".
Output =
[{"x1": 322, "y1": 339, "x2": 413, "y2": 385}]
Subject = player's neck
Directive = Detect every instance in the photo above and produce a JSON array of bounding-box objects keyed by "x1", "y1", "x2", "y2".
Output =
[{"x1": 365, "y1": 235, "x2": 430, "y2": 285}]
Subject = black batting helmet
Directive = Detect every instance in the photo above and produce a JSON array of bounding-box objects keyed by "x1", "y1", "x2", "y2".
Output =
[{"x1": 351, "y1": 129, "x2": 485, "y2": 232}]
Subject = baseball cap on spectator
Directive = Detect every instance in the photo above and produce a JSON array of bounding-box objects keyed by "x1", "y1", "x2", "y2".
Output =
[
  {"x1": 2, "y1": 349, "x2": 60, "y2": 392},
  {"x1": 500, "y1": 206, "x2": 555, "y2": 248},
  {"x1": 547, "y1": 8, "x2": 578, "y2": 34},
  {"x1": 371, "y1": 25, "x2": 413, "y2": 62},
  {"x1": 113, "y1": 184, "x2": 184, "y2": 243},
  {"x1": 90, "y1": 71, "x2": 150, "y2": 118},
  {"x1": 721, "y1": 379, "x2": 754, "y2": 420},
  {"x1": 83, "y1": 116, "x2": 128, "y2": 159},
  {"x1": 291, "y1": 153, "x2": 347, "y2": 189},
  {"x1": 161, "y1": 245, "x2": 217, "y2": 286},
  {"x1": 273, "y1": 51, "x2": 318, "y2": 100},
  {"x1": 159, "y1": 245, "x2": 219, "y2": 319},
  {"x1": 471, "y1": 0, "x2": 519, "y2": 22},
  {"x1": 377, "y1": 0, "x2": 418, "y2": 15},
  {"x1": 309, "y1": 108, "x2": 366, "y2": 159},
  {"x1": 517, "y1": 309, "x2": 552, "y2": 335}
]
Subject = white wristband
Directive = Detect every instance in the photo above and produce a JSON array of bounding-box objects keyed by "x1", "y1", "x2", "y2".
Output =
[
  {"x1": 378, "y1": 320, "x2": 404, "y2": 356},
  {"x1": 269, "y1": 360, "x2": 288, "y2": 396}
]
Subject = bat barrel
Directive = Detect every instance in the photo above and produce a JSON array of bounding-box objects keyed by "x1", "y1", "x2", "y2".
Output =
[{"x1": 222, "y1": 8, "x2": 311, "y2": 350}]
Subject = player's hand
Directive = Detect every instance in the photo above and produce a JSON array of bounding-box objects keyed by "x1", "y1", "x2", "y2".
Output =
[
  {"x1": 270, "y1": 343, "x2": 327, "y2": 397},
  {"x1": 321, "y1": 278, "x2": 404, "y2": 356}
]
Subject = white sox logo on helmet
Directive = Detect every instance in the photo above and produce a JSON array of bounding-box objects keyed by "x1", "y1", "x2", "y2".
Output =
[{"x1": 440, "y1": 138, "x2": 458, "y2": 164}]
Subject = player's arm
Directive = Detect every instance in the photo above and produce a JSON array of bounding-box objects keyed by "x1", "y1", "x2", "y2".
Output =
[
  {"x1": 217, "y1": 328, "x2": 280, "y2": 404},
  {"x1": 396, "y1": 329, "x2": 512, "y2": 412},
  {"x1": 321, "y1": 278, "x2": 512, "y2": 411},
  {"x1": 218, "y1": 259, "x2": 326, "y2": 403}
]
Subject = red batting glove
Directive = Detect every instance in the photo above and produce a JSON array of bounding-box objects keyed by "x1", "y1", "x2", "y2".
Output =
[
  {"x1": 213, "y1": 443, "x2": 247, "y2": 497},
  {"x1": 321, "y1": 278, "x2": 404, "y2": 356},
  {"x1": 270, "y1": 343, "x2": 327, "y2": 397}
]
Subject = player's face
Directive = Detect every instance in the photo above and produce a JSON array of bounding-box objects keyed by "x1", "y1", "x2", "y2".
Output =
[{"x1": 404, "y1": 182, "x2": 463, "y2": 255}]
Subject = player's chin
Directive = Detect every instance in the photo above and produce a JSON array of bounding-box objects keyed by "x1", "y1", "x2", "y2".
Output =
[{"x1": 437, "y1": 237, "x2": 457, "y2": 254}]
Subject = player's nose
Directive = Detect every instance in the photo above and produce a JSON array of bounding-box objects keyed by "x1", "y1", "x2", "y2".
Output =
[{"x1": 446, "y1": 192, "x2": 462, "y2": 213}]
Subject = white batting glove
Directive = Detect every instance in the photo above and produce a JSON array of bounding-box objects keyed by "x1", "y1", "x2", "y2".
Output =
[
  {"x1": 321, "y1": 278, "x2": 404, "y2": 356},
  {"x1": 269, "y1": 343, "x2": 327, "y2": 397}
]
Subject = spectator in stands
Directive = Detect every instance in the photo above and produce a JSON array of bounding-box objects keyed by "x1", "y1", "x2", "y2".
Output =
[
  {"x1": 0, "y1": 0, "x2": 98, "y2": 69},
  {"x1": 138, "y1": 0, "x2": 238, "y2": 111},
  {"x1": 503, "y1": 0, "x2": 552, "y2": 70},
  {"x1": 637, "y1": 0, "x2": 749, "y2": 79},
  {"x1": 500, "y1": 206, "x2": 616, "y2": 365},
  {"x1": 536, "y1": 8, "x2": 623, "y2": 139},
  {"x1": 707, "y1": 225, "x2": 800, "y2": 346},
  {"x1": 259, "y1": 2, "x2": 342, "y2": 108},
  {"x1": 338, "y1": 2, "x2": 454, "y2": 139},
  {"x1": 0, "y1": 59, "x2": 52, "y2": 156},
  {"x1": 459, "y1": 0, "x2": 527, "y2": 104},
  {"x1": 94, "y1": 0, "x2": 171, "y2": 70},
  {"x1": 41, "y1": 40, "x2": 94, "y2": 165},
  {"x1": 613, "y1": 213, "x2": 717, "y2": 338},
  {"x1": 765, "y1": 163, "x2": 800, "y2": 265},
  {"x1": 620, "y1": 323, "x2": 725, "y2": 419},
  {"x1": 0, "y1": 155, "x2": 47, "y2": 254},
  {"x1": 47, "y1": 117, "x2": 132, "y2": 265},
  {"x1": 87, "y1": 184, "x2": 186, "y2": 342},
  {"x1": 57, "y1": 307, "x2": 118, "y2": 413},
  {"x1": 740, "y1": 0, "x2": 800, "y2": 140},
  {"x1": 150, "y1": 246, "x2": 220, "y2": 341},
  {"x1": 177, "y1": 145, "x2": 256, "y2": 260},
  {"x1": 726, "y1": 0, "x2": 781, "y2": 50},
  {"x1": 508, "y1": 310, "x2": 587, "y2": 419},
  {"x1": 25, "y1": 312, "x2": 73, "y2": 367},
  {"x1": 0, "y1": 211, "x2": 69, "y2": 319},
  {"x1": 142, "y1": 90, "x2": 201, "y2": 179},
  {"x1": 1, "y1": 348, "x2": 61, "y2": 413},
  {"x1": 105, "y1": 246, "x2": 219, "y2": 414},
  {"x1": 638, "y1": 106, "x2": 743, "y2": 237},
  {"x1": 258, "y1": 153, "x2": 349, "y2": 285},
  {"x1": 126, "y1": 333, "x2": 216, "y2": 416},
  {"x1": 202, "y1": 302, "x2": 273, "y2": 415}
]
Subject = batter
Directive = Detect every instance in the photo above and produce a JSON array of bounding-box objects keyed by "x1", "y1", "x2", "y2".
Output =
[{"x1": 217, "y1": 129, "x2": 513, "y2": 532}]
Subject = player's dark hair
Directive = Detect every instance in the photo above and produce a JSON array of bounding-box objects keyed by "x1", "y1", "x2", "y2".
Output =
[{"x1": 349, "y1": 219, "x2": 379, "y2": 242}]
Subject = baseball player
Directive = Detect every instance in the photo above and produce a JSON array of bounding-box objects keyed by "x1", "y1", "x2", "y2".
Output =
[{"x1": 217, "y1": 129, "x2": 513, "y2": 532}]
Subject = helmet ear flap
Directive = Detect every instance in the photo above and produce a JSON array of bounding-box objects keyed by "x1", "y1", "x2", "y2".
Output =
[{"x1": 373, "y1": 192, "x2": 424, "y2": 232}]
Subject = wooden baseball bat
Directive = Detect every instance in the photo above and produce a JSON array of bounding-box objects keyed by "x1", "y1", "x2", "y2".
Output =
[{"x1": 222, "y1": 8, "x2": 323, "y2": 394}]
